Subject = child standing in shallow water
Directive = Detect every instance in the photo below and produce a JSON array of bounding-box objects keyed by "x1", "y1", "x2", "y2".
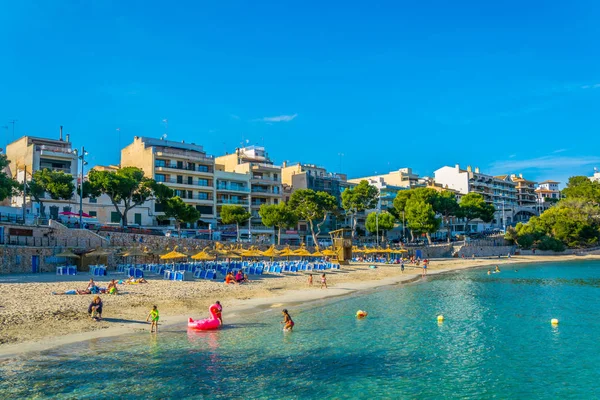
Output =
[
  {"x1": 320, "y1": 273, "x2": 327, "y2": 289},
  {"x1": 146, "y1": 305, "x2": 159, "y2": 333}
]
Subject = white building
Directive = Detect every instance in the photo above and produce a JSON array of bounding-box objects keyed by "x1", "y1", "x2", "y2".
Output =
[{"x1": 434, "y1": 164, "x2": 518, "y2": 231}]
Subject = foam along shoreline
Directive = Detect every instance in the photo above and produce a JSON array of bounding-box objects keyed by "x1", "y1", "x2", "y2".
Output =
[{"x1": 1, "y1": 254, "x2": 598, "y2": 359}]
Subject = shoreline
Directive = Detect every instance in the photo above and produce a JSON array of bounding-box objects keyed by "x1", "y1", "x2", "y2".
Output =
[{"x1": 1, "y1": 254, "x2": 599, "y2": 359}]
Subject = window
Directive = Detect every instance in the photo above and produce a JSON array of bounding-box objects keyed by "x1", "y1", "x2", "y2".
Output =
[
  {"x1": 155, "y1": 159, "x2": 167, "y2": 168},
  {"x1": 196, "y1": 205, "x2": 213, "y2": 214},
  {"x1": 110, "y1": 212, "x2": 121, "y2": 223},
  {"x1": 63, "y1": 206, "x2": 71, "y2": 212},
  {"x1": 177, "y1": 175, "x2": 183, "y2": 184},
  {"x1": 89, "y1": 211, "x2": 97, "y2": 217},
  {"x1": 89, "y1": 197, "x2": 97, "y2": 203},
  {"x1": 155, "y1": 203, "x2": 164, "y2": 212},
  {"x1": 187, "y1": 190, "x2": 192, "y2": 199},
  {"x1": 198, "y1": 192, "x2": 209, "y2": 200},
  {"x1": 134, "y1": 213, "x2": 142, "y2": 225},
  {"x1": 198, "y1": 179, "x2": 209, "y2": 186},
  {"x1": 273, "y1": 173, "x2": 278, "y2": 180},
  {"x1": 187, "y1": 176, "x2": 193, "y2": 185},
  {"x1": 177, "y1": 161, "x2": 183, "y2": 169},
  {"x1": 198, "y1": 165, "x2": 210, "y2": 173},
  {"x1": 155, "y1": 174, "x2": 166, "y2": 183}
]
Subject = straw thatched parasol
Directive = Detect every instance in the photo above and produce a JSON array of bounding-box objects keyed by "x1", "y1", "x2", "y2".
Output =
[
  {"x1": 293, "y1": 245, "x2": 312, "y2": 258},
  {"x1": 311, "y1": 249, "x2": 324, "y2": 257},
  {"x1": 55, "y1": 249, "x2": 80, "y2": 258},
  {"x1": 55, "y1": 249, "x2": 80, "y2": 266},
  {"x1": 122, "y1": 247, "x2": 147, "y2": 257},
  {"x1": 191, "y1": 251, "x2": 216, "y2": 261},
  {"x1": 321, "y1": 248, "x2": 337, "y2": 257},
  {"x1": 261, "y1": 245, "x2": 280, "y2": 258},
  {"x1": 160, "y1": 246, "x2": 189, "y2": 260},
  {"x1": 241, "y1": 247, "x2": 263, "y2": 258},
  {"x1": 84, "y1": 248, "x2": 112, "y2": 257}
]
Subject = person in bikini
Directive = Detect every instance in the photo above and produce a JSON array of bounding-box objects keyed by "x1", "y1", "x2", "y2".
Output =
[{"x1": 281, "y1": 309, "x2": 294, "y2": 332}]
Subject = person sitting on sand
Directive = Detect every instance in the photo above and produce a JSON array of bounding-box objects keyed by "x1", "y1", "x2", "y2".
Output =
[
  {"x1": 235, "y1": 270, "x2": 244, "y2": 283},
  {"x1": 225, "y1": 272, "x2": 236, "y2": 285},
  {"x1": 107, "y1": 279, "x2": 118, "y2": 295},
  {"x1": 281, "y1": 309, "x2": 294, "y2": 332},
  {"x1": 86, "y1": 279, "x2": 96, "y2": 290},
  {"x1": 88, "y1": 296, "x2": 103, "y2": 320},
  {"x1": 243, "y1": 273, "x2": 249, "y2": 283}
]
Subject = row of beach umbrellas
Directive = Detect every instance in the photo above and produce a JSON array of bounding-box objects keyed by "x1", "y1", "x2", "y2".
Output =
[{"x1": 53, "y1": 243, "x2": 409, "y2": 264}]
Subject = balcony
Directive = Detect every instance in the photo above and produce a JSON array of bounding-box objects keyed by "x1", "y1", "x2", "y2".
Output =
[
  {"x1": 35, "y1": 145, "x2": 76, "y2": 160},
  {"x1": 154, "y1": 148, "x2": 214, "y2": 164},
  {"x1": 250, "y1": 162, "x2": 281, "y2": 171},
  {"x1": 251, "y1": 187, "x2": 281, "y2": 196},
  {"x1": 216, "y1": 185, "x2": 250, "y2": 193},
  {"x1": 251, "y1": 175, "x2": 280, "y2": 183},
  {"x1": 217, "y1": 198, "x2": 249, "y2": 205},
  {"x1": 160, "y1": 178, "x2": 213, "y2": 187},
  {"x1": 155, "y1": 163, "x2": 214, "y2": 175},
  {"x1": 39, "y1": 165, "x2": 72, "y2": 174}
]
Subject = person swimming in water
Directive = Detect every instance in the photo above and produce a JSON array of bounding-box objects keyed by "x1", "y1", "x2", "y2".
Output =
[
  {"x1": 487, "y1": 269, "x2": 491, "y2": 275},
  {"x1": 495, "y1": 265, "x2": 500, "y2": 273},
  {"x1": 281, "y1": 309, "x2": 294, "y2": 332}
]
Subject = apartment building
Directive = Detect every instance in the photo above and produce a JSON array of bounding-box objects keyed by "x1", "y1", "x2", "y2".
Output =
[
  {"x1": 121, "y1": 136, "x2": 216, "y2": 227},
  {"x1": 215, "y1": 146, "x2": 282, "y2": 240},
  {"x1": 590, "y1": 168, "x2": 600, "y2": 182},
  {"x1": 6, "y1": 129, "x2": 79, "y2": 219},
  {"x1": 215, "y1": 167, "x2": 251, "y2": 215},
  {"x1": 507, "y1": 174, "x2": 538, "y2": 222},
  {"x1": 281, "y1": 162, "x2": 351, "y2": 243},
  {"x1": 347, "y1": 167, "x2": 420, "y2": 188},
  {"x1": 434, "y1": 164, "x2": 517, "y2": 230},
  {"x1": 535, "y1": 180, "x2": 561, "y2": 213}
]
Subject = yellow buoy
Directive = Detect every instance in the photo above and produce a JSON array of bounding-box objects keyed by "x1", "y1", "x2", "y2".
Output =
[
  {"x1": 551, "y1": 318, "x2": 559, "y2": 325},
  {"x1": 437, "y1": 315, "x2": 444, "y2": 322},
  {"x1": 356, "y1": 310, "x2": 368, "y2": 319}
]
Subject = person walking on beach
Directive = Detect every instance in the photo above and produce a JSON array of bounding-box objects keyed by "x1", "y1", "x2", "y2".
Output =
[
  {"x1": 281, "y1": 309, "x2": 295, "y2": 332},
  {"x1": 146, "y1": 305, "x2": 159, "y2": 333},
  {"x1": 400, "y1": 260, "x2": 405, "y2": 273},
  {"x1": 320, "y1": 273, "x2": 327, "y2": 289},
  {"x1": 422, "y1": 259, "x2": 428, "y2": 277},
  {"x1": 308, "y1": 274, "x2": 313, "y2": 286}
]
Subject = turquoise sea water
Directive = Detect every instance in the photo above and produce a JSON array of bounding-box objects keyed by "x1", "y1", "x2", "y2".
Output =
[{"x1": 2, "y1": 261, "x2": 600, "y2": 399}]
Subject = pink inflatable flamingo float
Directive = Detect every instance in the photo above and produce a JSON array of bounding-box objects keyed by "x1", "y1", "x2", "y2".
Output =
[{"x1": 188, "y1": 303, "x2": 222, "y2": 330}]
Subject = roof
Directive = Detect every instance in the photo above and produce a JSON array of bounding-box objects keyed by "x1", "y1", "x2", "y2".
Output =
[{"x1": 539, "y1": 180, "x2": 560, "y2": 184}]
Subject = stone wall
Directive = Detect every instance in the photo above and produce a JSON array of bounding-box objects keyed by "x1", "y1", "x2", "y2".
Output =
[{"x1": 457, "y1": 245, "x2": 515, "y2": 257}]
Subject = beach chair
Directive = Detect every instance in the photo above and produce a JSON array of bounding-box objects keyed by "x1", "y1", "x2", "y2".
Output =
[
  {"x1": 274, "y1": 266, "x2": 282, "y2": 274},
  {"x1": 205, "y1": 270, "x2": 215, "y2": 280},
  {"x1": 174, "y1": 271, "x2": 185, "y2": 281},
  {"x1": 248, "y1": 266, "x2": 256, "y2": 275},
  {"x1": 290, "y1": 265, "x2": 298, "y2": 273}
]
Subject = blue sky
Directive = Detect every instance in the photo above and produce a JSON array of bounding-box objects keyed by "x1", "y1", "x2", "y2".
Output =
[{"x1": 2, "y1": 0, "x2": 600, "y2": 186}]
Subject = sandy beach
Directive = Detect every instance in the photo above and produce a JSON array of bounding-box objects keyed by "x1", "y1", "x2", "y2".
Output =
[{"x1": 1, "y1": 254, "x2": 598, "y2": 358}]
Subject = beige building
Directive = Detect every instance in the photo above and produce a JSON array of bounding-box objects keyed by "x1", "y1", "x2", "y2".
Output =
[
  {"x1": 6, "y1": 129, "x2": 80, "y2": 219},
  {"x1": 348, "y1": 168, "x2": 420, "y2": 188},
  {"x1": 215, "y1": 146, "x2": 281, "y2": 239},
  {"x1": 121, "y1": 136, "x2": 216, "y2": 227}
]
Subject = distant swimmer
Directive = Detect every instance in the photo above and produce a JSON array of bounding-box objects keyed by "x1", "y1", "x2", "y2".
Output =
[
  {"x1": 495, "y1": 265, "x2": 500, "y2": 273},
  {"x1": 487, "y1": 269, "x2": 491, "y2": 275}
]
